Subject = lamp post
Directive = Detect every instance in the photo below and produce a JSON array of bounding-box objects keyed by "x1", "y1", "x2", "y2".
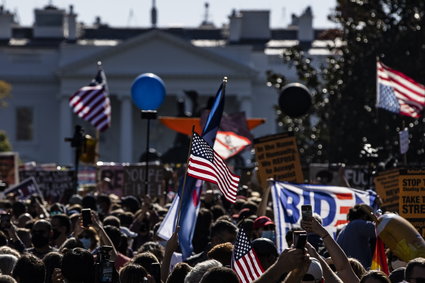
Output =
[{"x1": 131, "y1": 73, "x2": 166, "y2": 196}]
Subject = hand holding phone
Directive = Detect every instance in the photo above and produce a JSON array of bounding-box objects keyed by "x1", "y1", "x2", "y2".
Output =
[
  {"x1": 293, "y1": 231, "x2": 307, "y2": 250},
  {"x1": 301, "y1": 205, "x2": 312, "y2": 221},
  {"x1": 82, "y1": 208, "x2": 92, "y2": 227}
]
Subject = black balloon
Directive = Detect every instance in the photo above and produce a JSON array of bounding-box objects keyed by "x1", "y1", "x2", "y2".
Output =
[{"x1": 278, "y1": 83, "x2": 312, "y2": 117}]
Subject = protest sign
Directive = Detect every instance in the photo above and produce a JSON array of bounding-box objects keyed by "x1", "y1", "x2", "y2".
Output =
[
  {"x1": 2, "y1": 177, "x2": 43, "y2": 201},
  {"x1": 344, "y1": 166, "x2": 373, "y2": 189},
  {"x1": 254, "y1": 132, "x2": 303, "y2": 190},
  {"x1": 97, "y1": 164, "x2": 125, "y2": 196},
  {"x1": 78, "y1": 165, "x2": 97, "y2": 186},
  {"x1": 271, "y1": 181, "x2": 377, "y2": 252},
  {"x1": 19, "y1": 169, "x2": 74, "y2": 203},
  {"x1": 309, "y1": 164, "x2": 373, "y2": 189},
  {"x1": 373, "y1": 169, "x2": 399, "y2": 213},
  {"x1": 124, "y1": 164, "x2": 165, "y2": 197},
  {"x1": 0, "y1": 152, "x2": 19, "y2": 187},
  {"x1": 399, "y1": 169, "x2": 425, "y2": 236}
]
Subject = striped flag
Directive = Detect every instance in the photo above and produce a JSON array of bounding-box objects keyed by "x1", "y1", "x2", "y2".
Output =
[
  {"x1": 376, "y1": 61, "x2": 425, "y2": 118},
  {"x1": 187, "y1": 132, "x2": 239, "y2": 203},
  {"x1": 69, "y1": 68, "x2": 111, "y2": 131},
  {"x1": 232, "y1": 228, "x2": 264, "y2": 283}
]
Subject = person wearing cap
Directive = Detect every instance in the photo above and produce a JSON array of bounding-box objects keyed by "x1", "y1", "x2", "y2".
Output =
[{"x1": 252, "y1": 216, "x2": 276, "y2": 242}]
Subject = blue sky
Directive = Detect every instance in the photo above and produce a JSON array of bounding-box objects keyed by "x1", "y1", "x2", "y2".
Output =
[{"x1": 11, "y1": 0, "x2": 337, "y2": 28}]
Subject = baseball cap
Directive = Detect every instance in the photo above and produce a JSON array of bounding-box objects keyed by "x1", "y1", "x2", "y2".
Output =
[
  {"x1": 253, "y1": 216, "x2": 275, "y2": 230},
  {"x1": 303, "y1": 258, "x2": 323, "y2": 282}
]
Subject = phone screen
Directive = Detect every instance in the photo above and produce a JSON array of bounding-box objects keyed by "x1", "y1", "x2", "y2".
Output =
[
  {"x1": 301, "y1": 205, "x2": 312, "y2": 220},
  {"x1": 82, "y1": 209, "x2": 92, "y2": 227},
  {"x1": 293, "y1": 231, "x2": 307, "y2": 249}
]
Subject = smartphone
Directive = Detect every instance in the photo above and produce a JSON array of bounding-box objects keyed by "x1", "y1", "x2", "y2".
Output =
[
  {"x1": 150, "y1": 262, "x2": 161, "y2": 283},
  {"x1": 301, "y1": 205, "x2": 312, "y2": 220},
  {"x1": 0, "y1": 214, "x2": 11, "y2": 230},
  {"x1": 293, "y1": 231, "x2": 307, "y2": 249},
  {"x1": 82, "y1": 208, "x2": 92, "y2": 227}
]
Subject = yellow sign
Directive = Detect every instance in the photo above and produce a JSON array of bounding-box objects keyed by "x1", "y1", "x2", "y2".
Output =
[
  {"x1": 373, "y1": 169, "x2": 399, "y2": 213},
  {"x1": 254, "y1": 132, "x2": 304, "y2": 189},
  {"x1": 399, "y1": 169, "x2": 425, "y2": 236}
]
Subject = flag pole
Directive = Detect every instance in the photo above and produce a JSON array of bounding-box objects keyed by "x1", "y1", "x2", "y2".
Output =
[
  {"x1": 95, "y1": 130, "x2": 100, "y2": 163},
  {"x1": 376, "y1": 56, "x2": 380, "y2": 122},
  {"x1": 174, "y1": 125, "x2": 196, "y2": 230}
]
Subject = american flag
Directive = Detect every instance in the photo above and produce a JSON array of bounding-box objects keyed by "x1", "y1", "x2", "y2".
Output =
[
  {"x1": 69, "y1": 68, "x2": 111, "y2": 131},
  {"x1": 187, "y1": 132, "x2": 239, "y2": 203},
  {"x1": 232, "y1": 228, "x2": 264, "y2": 283},
  {"x1": 376, "y1": 61, "x2": 425, "y2": 118}
]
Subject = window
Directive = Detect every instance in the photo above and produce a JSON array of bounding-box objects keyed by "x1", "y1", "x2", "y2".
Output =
[{"x1": 16, "y1": 107, "x2": 33, "y2": 141}]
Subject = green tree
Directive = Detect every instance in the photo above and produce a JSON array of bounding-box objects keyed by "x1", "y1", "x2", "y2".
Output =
[
  {"x1": 268, "y1": 0, "x2": 425, "y2": 166},
  {"x1": 0, "y1": 131, "x2": 12, "y2": 152}
]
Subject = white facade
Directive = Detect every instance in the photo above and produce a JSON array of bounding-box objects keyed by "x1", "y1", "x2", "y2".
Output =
[{"x1": 0, "y1": 5, "x2": 331, "y2": 166}]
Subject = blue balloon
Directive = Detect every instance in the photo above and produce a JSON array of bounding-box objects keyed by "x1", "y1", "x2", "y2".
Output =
[{"x1": 131, "y1": 73, "x2": 166, "y2": 110}]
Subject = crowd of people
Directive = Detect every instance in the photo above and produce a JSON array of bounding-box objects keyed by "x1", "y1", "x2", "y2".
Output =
[{"x1": 0, "y1": 179, "x2": 422, "y2": 283}]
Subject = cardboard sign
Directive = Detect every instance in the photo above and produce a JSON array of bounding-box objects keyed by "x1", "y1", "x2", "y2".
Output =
[
  {"x1": 2, "y1": 177, "x2": 43, "y2": 201},
  {"x1": 399, "y1": 169, "x2": 425, "y2": 236},
  {"x1": 124, "y1": 164, "x2": 165, "y2": 197},
  {"x1": 254, "y1": 132, "x2": 304, "y2": 189},
  {"x1": 19, "y1": 169, "x2": 75, "y2": 203},
  {"x1": 373, "y1": 169, "x2": 400, "y2": 213},
  {"x1": 0, "y1": 152, "x2": 19, "y2": 187}
]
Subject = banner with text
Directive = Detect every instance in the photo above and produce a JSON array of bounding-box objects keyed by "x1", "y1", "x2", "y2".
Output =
[
  {"x1": 271, "y1": 181, "x2": 377, "y2": 253},
  {"x1": 19, "y1": 169, "x2": 74, "y2": 203},
  {"x1": 124, "y1": 164, "x2": 165, "y2": 197},
  {"x1": 254, "y1": 132, "x2": 304, "y2": 190}
]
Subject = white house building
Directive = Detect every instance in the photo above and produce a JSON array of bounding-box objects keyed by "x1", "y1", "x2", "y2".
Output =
[{"x1": 0, "y1": 4, "x2": 334, "y2": 165}]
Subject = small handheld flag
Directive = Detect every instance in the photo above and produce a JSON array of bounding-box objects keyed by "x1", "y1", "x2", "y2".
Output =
[
  {"x1": 232, "y1": 228, "x2": 264, "y2": 283},
  {"x1": 187, "y1": 132, "x2": 240, "y2": 203},
  {"x1": 69, "y1": 63, "x2": 111, "y2": 131}
]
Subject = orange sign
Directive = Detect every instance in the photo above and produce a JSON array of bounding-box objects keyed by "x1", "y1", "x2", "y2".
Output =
[
  {"x1": 254, "y1": 132, "x2": 304, "y2": 190},
  {"x1": 374, "y1": 169, "x2": 400, "y2": 213},
  {"x1": 399, "y1": 169, "x2": 425, "y2": 236}
]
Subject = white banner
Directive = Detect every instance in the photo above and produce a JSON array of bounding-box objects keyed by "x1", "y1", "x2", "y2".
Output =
[{"x1": 271, "y1": 181, "x2": 377, "y2": 253}]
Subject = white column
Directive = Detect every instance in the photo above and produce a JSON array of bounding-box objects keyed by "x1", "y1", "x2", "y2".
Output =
[
  {"x1": 239, "y1": 95, "x2": 252, "y2": 117},
  {"x1": 120, "y1": 96, "x2": 133, "y2": 162},
  {"x1": 59, "y1": 96, "x2": 73, "y2": 165}
]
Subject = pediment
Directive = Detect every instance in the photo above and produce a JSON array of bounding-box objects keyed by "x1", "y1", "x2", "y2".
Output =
[{"x1": 59, "y1": 30, "x2": 256, "y2": 79}]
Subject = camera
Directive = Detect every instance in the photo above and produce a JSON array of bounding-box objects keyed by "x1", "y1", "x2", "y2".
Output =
[{"x1": 95, "y1": 246, "x2": 118, "y2": 283}]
